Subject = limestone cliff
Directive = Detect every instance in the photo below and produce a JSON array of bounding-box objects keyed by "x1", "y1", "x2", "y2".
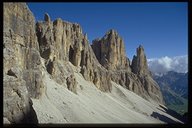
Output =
[
  {"x1": 91, "y1": 30, "x2": 164, "y2": 104},
  {"x1": 131, "y1": 45, "x2": 164, "y2": 104},
  {"x1": 36, "y1": 14, "x2": 112, "y2": 92},
  {"x1": 3, "y1": 2, "x2": 164, "y2": 124},
  {"x1": 131, "y1": 45, "x2": 150, "y2": 75},
  {"x1": 92, "y1": 29, "x2": 131, "y2": 70},
  {"x1": 3, "y1": 3, "x2": 42, "y2": 123}
]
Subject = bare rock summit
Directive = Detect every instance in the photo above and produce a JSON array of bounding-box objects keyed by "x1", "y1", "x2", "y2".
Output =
[
  {"x1": 3, "y1": 2, "x2": 165, "y2": 124},
  {"x1": 131, "y1": 45, "x2": 150, "y2": 75},
  {"x1": 91, "y1": 31, "x2": 164, "y2": 104},
  {"x1": 92, "y1": 29, "x2": 131, "y2": 70}
]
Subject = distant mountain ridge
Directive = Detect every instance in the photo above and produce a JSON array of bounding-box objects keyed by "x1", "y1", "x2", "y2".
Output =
[{"x1": 152, "y1": 71, "x2": 188, "y2": 115}]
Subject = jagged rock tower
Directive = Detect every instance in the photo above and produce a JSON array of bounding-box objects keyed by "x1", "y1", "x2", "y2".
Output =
[
  {"x1": 92, "y1": 30, "x2": 164, "y2": 104},
  {"x1": 92, "y1": 29, "x2": 130, "y2": 70},
  {"x1": 35, "y1": 13, "x2": 112, "y2": 92},
  {"x1": 3, "y1": 3, "x2": 164, "y2": 124}
]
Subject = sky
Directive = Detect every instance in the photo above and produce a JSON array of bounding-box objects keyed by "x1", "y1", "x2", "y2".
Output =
[
  {"x1": 27, "y1": 2, "x2": 188, "y2": 60},
  {"x1": 148, "y1": 55, "x2": 188, "y2": 74}
]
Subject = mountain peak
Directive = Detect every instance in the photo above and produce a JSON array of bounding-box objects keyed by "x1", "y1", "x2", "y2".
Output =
[
  {"x1": 131, "y1": 45, "x2": 149, "y2": 75},
  {"x1": 104, "y1": 29, "x2": 119, "y2": 39},
  {"x1": 138, "y1": 45, "x2": 144, "y2": 51},
  {"x1": 3, "y1": 3, "x2": 166, "y2": 124},
  {"x1": 108, "y1": 29, "x2": 118, "y2": 34},
  {"x1": 44, "y1": 13, "x2": 51, "y2": 22},
  {"x1": 92, "y1": 29, "x2": 130, "y2": 70}
]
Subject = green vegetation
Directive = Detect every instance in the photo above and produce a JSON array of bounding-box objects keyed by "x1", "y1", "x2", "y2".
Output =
[
  {"x1": 167, "y1": 98, "x2": 188, "y2": 115},
  {"x1": 153, "y1": 71, "x2": 188, "y2": 116},
  {"x1": 162, "y1": 86, "x2": 188, "y2": 115}
]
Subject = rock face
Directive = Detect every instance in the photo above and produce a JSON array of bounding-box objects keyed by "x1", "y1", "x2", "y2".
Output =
[
  {"x1": 131, "y1": 45, "x2": 164, "y2": 104},
  {"x1": 4, "y1": 3, "x2": 164, "y2": 124},
  {"x1": 36, "y1": 15, "x2": 112, "y2": 92},
  {"x1": 131, "y1": 45, "x2": 150, "y2": 75},
  {"x1": 92, "y1": 29, "x2": 131, "y2": 70},
  {"x1": 91, "y1": 31, "x2": 164, "y2": 104},
  {"x1": 3, "y1": 3, "x2": 42, "y2": 123}
]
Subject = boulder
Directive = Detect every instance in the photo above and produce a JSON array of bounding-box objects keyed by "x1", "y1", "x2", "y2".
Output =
[{"x1": 67, "y1": 75, "x2": 77, "y2": 93}]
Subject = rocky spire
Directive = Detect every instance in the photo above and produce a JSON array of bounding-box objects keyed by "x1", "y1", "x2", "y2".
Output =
[
  {"x1": 4, "y1": 3, "x2": 165, "y2": 125},
  {"x1": 91, "y1": 29, "x2": 131, "y2": 70},
  {"x1": 131, "y1": 45, "x2": 164, "y2": 104},
  {"x1": 104, "y1": 29, "x2": 118, "y2": 38},
  {"x1": 131, "y1": 45, "x2": 149, "y2": 75},
  {"x1": 36, "y1": 11, "x2": 112, "y2": 92},
  {"x1": 44, "y1": 13, "x2": 51, "y2": 23}
]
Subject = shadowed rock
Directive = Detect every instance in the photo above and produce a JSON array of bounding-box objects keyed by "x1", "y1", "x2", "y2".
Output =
[
  {"x1": 151, "y1": 112, "x2": 181, "y2": 124},
  {"x1": 158, "y1": 105, "x2": 187, "y2": 123}
]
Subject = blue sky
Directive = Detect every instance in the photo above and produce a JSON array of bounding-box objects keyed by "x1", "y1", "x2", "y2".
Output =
[{"x1": 27, "y1": 2, "x2": 188, "y2": 60}]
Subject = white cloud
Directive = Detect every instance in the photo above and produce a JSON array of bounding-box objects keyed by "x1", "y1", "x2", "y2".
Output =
[{"x1": 147, "y1": 55, "x2": 188, "y2": 75}]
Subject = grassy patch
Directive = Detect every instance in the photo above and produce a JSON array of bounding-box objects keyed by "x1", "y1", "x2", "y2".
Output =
[{"x1": 167, "y1": 98, "x2": 188, "y2": 115}]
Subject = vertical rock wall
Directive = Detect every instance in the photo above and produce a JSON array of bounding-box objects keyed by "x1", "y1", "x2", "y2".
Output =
[
  {"x1": 36, "y1": 14, "x2": 112, "y2": 92},
  {"x1": 3, "y1": 3, "x2": 42, "y2": 123},
  {"x1": 131, "y1": 45, "x2": 164, "y2": 104},
  {"x1": 91, "y1": 30, "x2": 164, "y2": 104},
  {"x1": 92, "y1": 29, "x2": 131, "y2": 71},
  {"x1": 3, "y1": 2, "x2": 164, "y2": 124}
]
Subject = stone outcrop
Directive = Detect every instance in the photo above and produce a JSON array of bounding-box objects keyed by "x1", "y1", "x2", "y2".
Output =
[
  {"x1": 91, "y1": 31, "x2": 164, "y2": 104},
  {"x1": 3, "y1": 2, "x2": 164, "y2": 124},
  {"x1": 36, "y1": 15, "x2": 112, "y2": 92},
  {"x1": 3, "y1": 76, "x2": 38, "y2": 124},
  {"x1": 67, "y1": 75, "x2": 77, "y2": 93},
  {"x1": 3, "y1": 3, "x2": 43, "y2": 123},
  {"x1": 131, "y1": 45, "x2": 150, "y2": 75},
  {"x1": 92, "y1": 29, "x2": 131, "y2": 71},
  {"x1": 36, "y1": 15, "x2": 77, "y2": 91},
  {"x1": 131, "y1": 45, "x2": 164, "y2": 104}
]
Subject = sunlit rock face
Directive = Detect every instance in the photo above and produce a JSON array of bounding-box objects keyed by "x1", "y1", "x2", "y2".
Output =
[
  {"x1": 92, "y1": 29, "x2": 131, "y2": 71},
  {"x1": 3, "y1": 2, "x2": 164, "y2": 124},
  {"x1": 131, "y1": 45, "x2": 150, "y2": 75},
  {"x1": 92, "y1": 31, "x2": 164, "y2": 104},
  {"x1": 36, "y1": 13, "x2": 112, "y2": 92},
  {"x1": 131, "y1": 45, "x2": 164, "y2": 104},
  {"x1": 3, "y1": 3, "x2": 42, "y2": 123}
]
